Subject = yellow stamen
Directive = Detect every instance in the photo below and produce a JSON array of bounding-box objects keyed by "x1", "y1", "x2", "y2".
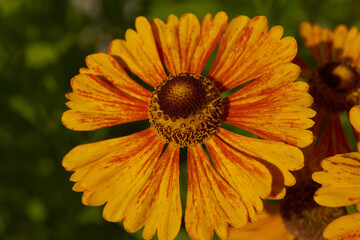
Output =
[{"x1": 148, "y1": 73, "x2": 224, "y2": 147}]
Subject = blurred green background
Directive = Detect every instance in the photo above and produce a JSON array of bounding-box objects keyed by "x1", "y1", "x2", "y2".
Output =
[{"x1": 1, "y1": 0, "x2": 360, "y2": 239}]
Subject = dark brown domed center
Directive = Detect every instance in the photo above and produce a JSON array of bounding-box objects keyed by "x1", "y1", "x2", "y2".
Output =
[
  {"x1": 309, "y1": 62, "x2": 360, "y2": 113},
  {"x1": 148, "y1": 73, "x2": 224, "y2": 147},
  {"x1": 158, "y1": 74, "x2": 207, "y2": 119},
  {"x1": 319, "y1": 63, "x2": 359, "y2": 91},
  {"x1": 280, "y1": 180, "x2": 346, "y2": 240}
]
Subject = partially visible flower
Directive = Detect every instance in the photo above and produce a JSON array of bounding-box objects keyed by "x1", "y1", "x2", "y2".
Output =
[
  {"x1": 294, "y1": 22, "x2": 360, "y2": 177},
  {"x1": 229, "y1": 180, "x2": 346, "y2": 240},
  {"x1": 312, "y1": 105, "x2": 360, "y2": 240},
  {"x1": 229, "y1": 22, "x2": 360, "y2": 240},
  {"x1": 62, "y1": 12, "x2": 315, "y2": 240}
]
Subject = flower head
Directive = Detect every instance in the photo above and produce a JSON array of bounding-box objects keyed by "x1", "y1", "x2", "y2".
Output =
[
  {"x1": 62, "y1": 12, "x2": 315, "y2": 240},
  {"x1": 294, "y1": 22, "x2": 360, "y2": 176},
  {"x1": 298, "y1": 23, "x2": 360, "y2": 114},
  {"x1": 229, "y1": 180, "x2": 346, "y2": 240},
  {"x1": 312, "y1": 105, "x2": 360, "y2": 240}
]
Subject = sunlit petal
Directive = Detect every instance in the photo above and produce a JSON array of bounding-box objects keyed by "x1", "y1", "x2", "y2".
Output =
[
  {"x1": 215, "y1": 128, "x2": 304, "y2": 187},
  {"x1": 210, "y1": 15, "x2": 250, "y2": 78},
  {"x1": 225, "y1": 63, "x2": 315, "y2": 148},
  {"x1": 323, "y1": 213, "x2": 360, "y2": 240},
  {"x1": 313, "y1": 152, "x2": 360, "y2": 207},
  {"x1": 206, "y1": 134, "x2": 272, "y2": 221},
  {"x1": 152, "y1": 14, "x2": 201, "y2": 75},
  {"x1": 63, "y1": 129, "x2": 165, "y2": 222},
  {"x1": 189, "y1": 11, "x2": 228, "y2": 74},
  {"x1": 185, "y1": 144, "x2": 248, "y2": 240},
  {"x1": 123, "y1": 144, "x2": 182, "y2": 240},
  {"x1": 62, "y1": 74, "x2": 148, "y2": 130},
  {"x1": 350, "y1": 105, "x2": 360, "y2": 133},
  {"x1": 85, "y1": 53, "x2": 151, "y2": 103},
  {"x1": 210, "y1": 16, "x2": 297, "y2": 92},
  {"x1": 109, "y1": 16, "x2": 167, "y2": 87}
]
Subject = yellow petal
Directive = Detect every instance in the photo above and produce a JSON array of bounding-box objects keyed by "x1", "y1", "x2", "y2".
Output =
[
  {"x1": 350, "y1": 105, "x2": 360, "y2": 150},
  {"x1": 152, "y1": 15, "x2": 181, "y2": 75},
  {"x1": 185, "y1": 144, "x2": 248, "y2": 240},
  {"x1": 189, "y1": 11, "x2": 228, "y2": 74},
  {"x1": 313, "y1": 152, "x2": 360, "y2": 207},
  {"x1": 313, "y1": 152, "x2": 360, "y2": 186},
  {"x1": 229, "y1": 203, "x2": 293, "y2": 240},
  {"x1": 63, "y1": 129, "x2": 157, "y2": 172},
  {"x1": 62, "y1": 74, "x2": 148, "y2": 131},
  {"x1": 152, "y1": 13, "x2": 201, "y2": 75},
  {"x1": 333, "y1": 24, "x2": 348, "y2": 50},
  {"x1": 206, "y1": 135, "x2": 272, "y2": 221},
  {"x1": 350, "y1": 105, "x2": 360, "y2": 133},
  {"x1": 79, "y1": 67, "x2": 97, "y2": 75},
  {"x1": 267, "y1": 187, "x2": 286, "y2": 200},
  {"x1": 314, "y1": 185, "x2": 360, "y2": 207},
  {"x1": 323, "y1": 213, "x2": 360, "y2": 240},
  {"x1": 63, "y1": 129, "x2": 165, "y2": 222},
  {"x1": 123, "y1": 144, "x2": 181, "y2": 240},
  {"x1": 299, "y1": 22, "x2": 333, "y2": 65},
  {"x1": 85, "y1": 53, "x2": 151, "y2": 103},
  {"x1": 210, "y1": 15, "x2": 250, "y2": 79},
  {"x1": 225, "y1": 63, "x2": 315, "y2": 148},
  {"x1": 109, "y1": 16, "x2": 167, "y2": 87},
  {"x1": 215, "y1": 128, "x2": 304, "y2": 187},
  {"x1": 210, "y1": 16, "x2": 297, "y2": 92},
  {"x1": 340, "y1": 27, "x2": 360, "y2": 64}
]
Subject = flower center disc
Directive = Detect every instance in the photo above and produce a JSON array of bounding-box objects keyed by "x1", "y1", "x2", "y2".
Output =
[
  {"x1": 310, "y1": 62, "x2": 360, "y2": 113},
  {"x1": 158, "y1": 74, "x2": 206, "y2": 118},
  {"x1": 280, "y1": 180, "x2": 346, "y2": 240},
  {"x1": 148, "y1": 73, "x2": 223, "y2": 147}
]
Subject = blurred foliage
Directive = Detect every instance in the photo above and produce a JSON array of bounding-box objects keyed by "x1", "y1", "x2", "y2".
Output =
[{"x1": 0, "y1": 0, "x2": 359, "y2": 239}]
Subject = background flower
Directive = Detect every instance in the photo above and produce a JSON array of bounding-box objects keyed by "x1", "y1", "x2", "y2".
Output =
[
  {"x1": 294, "y1": 22, "x2": 360, "y2": 178},
  {"x1": 313, "y1": 152, "x2": 360, "y2": 239},
  {"x1": 312, "y1": 105, "x2": 360, "y2": 240}
]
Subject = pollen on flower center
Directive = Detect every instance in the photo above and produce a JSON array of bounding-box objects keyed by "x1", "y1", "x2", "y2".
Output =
[
  {"x1": 148, "y1": 73, "x2": 224, "y2": 147},
  {"x1": 309, "y1": 62, "x2": 360, "y2": 113}
]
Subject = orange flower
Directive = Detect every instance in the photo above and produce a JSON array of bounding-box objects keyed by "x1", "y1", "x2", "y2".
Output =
[
  {"x1": 312, "y1": 105, "x2": 360, "y2": 240},
  {"x1": 229, "y1": 180, "x2": 346, "y2": 240},
  {"x1": 62, "y1": 12, "x2": 315, "y2": 240},
  {"x1": 294, "y1": 23, "x2": 360, "y2": 177}
]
